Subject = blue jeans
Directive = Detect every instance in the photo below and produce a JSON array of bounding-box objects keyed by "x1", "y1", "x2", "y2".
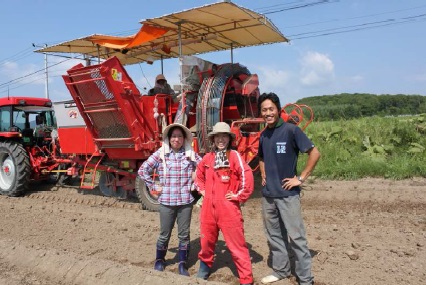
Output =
[
  {"x1": 262, "y1": 195, "x2": 314, "y2": 285},
  {"x1": 157, "y1": 203, "x2": 193, "y2": 249}
]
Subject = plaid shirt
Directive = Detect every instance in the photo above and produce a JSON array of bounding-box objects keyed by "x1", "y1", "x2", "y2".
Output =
[{"x1": 138, "y1": 147, "x2": 201, "y2": 206}]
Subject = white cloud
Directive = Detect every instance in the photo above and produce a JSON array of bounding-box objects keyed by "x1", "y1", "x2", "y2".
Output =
[
  {"x1": 300, "y1": 51, "x2": 335, "y2": 87},
  {"x1": 0, "y1": 61, "x2": 44, "y2": 86},
  {"x1": 257, "y1": 66, "x2": 290, "y2": 91}
]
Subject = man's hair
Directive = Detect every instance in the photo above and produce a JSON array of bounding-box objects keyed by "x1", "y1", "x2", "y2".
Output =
[{"x1": 257, "y1": 92, "x2": 281, "y2": 114}]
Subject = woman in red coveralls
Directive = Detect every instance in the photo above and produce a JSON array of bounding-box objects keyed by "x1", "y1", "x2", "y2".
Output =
[{"x1": 195, "y1": 122, "x2": 254, "y2": 285}]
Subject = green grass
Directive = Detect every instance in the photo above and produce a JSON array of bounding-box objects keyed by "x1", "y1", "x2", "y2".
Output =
[{"x1": 297, "y1": 115, "x2": 426, "y2": 179}]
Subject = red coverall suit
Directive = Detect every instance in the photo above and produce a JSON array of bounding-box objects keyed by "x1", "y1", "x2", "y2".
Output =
[{"x1": 196, "y1": 149, "x2": 254, "y2": 284}]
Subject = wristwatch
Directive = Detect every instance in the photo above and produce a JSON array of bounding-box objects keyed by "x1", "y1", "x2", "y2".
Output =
[{"x1": 297, "y1": 176, "x2": 304, "y2": 183}]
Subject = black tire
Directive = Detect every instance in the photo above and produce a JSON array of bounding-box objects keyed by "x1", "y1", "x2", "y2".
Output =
[
  {"x1": 135, "y1": 176, "x2": 160, "y2": 212},
  {"x1": 98, "y1": 172, "x2": 126, "y2": 199},
  {"x1": 0, "y1": 141, "x2": 31, "y2": 196},
  {"x1": 48, "y1": 163, "x2": 70, "y2": 185}
]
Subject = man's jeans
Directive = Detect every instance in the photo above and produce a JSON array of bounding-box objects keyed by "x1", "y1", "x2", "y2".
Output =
[{"x1": 262, "y1": 195, "x2": 314, "y2": 285}]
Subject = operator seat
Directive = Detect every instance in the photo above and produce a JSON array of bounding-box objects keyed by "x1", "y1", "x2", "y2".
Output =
[{"x1": 21, "y1": 128, "x2": 34, "y2": 145}]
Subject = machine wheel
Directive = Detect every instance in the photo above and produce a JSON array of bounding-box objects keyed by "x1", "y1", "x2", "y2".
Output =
[
  {"x1": 0, "y1": 141, "x2": 31, "y2": 196},
  {"x1": 98, "y1": 172, "x2": 125, "y2": 199},
  {"x1": 48, "y1": 163, "x2": 70, "y2": 185},
  {"x1": 135, "y1": 176, "x2": 160, "y2": 212}
]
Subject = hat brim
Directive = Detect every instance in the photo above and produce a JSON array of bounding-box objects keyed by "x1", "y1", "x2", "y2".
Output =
[{"x1": 207, "y1": 131, "x2": 236, "y2": 139}]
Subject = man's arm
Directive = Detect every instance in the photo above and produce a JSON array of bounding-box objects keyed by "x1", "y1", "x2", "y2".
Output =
[
  {"x1": 299, "y1": 147, "x2": 321, "y2": 182},
  {"x1": 259, "y1": 158, "x2": 266, "y2": 186},
  {"x1": 282, "y1": 146, "x2": 321, "y2": 190}
]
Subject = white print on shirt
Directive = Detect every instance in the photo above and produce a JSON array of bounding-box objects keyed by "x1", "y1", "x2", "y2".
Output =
[{"x1": 276, "y1": 142, "x2": 287, "y2": 154}]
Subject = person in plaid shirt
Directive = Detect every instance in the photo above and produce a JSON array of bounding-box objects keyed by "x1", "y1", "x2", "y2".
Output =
[{"x1": 139, "y1": 123, "x2": 201, "y2": 276}]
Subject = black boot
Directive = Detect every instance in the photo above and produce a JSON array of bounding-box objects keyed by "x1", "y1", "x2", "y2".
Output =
[
  {"x1": 154, "y1": 246, "x2": 167, "y2": 271},
  {"x1": 178, "y1": 244, "x2": 190, "y2": 276},
  {"x1": 196, "y1": 260, "x2": 211, "y2": 280}
]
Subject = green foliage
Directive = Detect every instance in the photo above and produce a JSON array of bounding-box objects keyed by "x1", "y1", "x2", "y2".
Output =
[
  {"x1": 298, "y1": 115, "x2": 426, "y2": 179},
  {"x1": 297, "y1": 93, "x2": 426, "y2": 121}
]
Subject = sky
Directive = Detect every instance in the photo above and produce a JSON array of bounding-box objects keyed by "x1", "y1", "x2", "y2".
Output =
[{"x1": 1, "y1": 0, "x2": 425, "y2": 105}]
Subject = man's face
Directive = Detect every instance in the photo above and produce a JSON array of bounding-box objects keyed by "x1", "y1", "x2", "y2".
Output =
[{"x1": 260, "y1": 99, "x2": 279, "y2": 127}]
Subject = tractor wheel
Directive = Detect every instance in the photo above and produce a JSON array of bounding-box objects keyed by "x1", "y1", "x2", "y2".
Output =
[
  {"x1": 98, "y1": 172, "x2": 126, "y2": 199},
  {"x1": 135, "y1": 176, "x2": 159, "y2": 212},
  {"x1": 0, "y1": 142, "x2": 31, "y2": 196}
]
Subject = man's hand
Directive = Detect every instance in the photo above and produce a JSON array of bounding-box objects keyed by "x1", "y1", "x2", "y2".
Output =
[
  {"x1": 261, "y1": 176, "x2": 266, "y2": 186},
  {"x1": 281, "y1": 176, "x2": 302, "y2": 190}
]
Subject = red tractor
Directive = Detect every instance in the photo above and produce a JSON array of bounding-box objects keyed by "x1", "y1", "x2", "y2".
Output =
[{"x1": 0, "y1": 97, "x2": 70, "y2": 196}]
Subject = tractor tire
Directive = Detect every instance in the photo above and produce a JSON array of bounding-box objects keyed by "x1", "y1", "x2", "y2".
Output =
[
  {"x1": 0, "y1": 141, "x2": 31, "y2": 196},
  {"x1": 135, "y1": 176, "x2": 160, "y2": 212}
]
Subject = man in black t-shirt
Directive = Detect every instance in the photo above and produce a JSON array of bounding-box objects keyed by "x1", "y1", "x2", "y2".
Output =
[{"x1": 257, "y1": 93, "x2": 320, "y2": 285}]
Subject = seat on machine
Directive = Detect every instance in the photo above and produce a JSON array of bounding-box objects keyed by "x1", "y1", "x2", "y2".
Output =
[{"x1": 21, "y1": 128, "x2": 34, "y2": 145}]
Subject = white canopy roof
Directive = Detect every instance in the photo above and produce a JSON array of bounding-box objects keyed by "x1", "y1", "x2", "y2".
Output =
[{"x1": 36, "y1": 1, "x2": 288, "y2": 65}]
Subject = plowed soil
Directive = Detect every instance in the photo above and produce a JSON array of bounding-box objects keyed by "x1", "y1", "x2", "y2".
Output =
[{"x1": 0, "y1": 177, "x2": 425, "y2": 285}]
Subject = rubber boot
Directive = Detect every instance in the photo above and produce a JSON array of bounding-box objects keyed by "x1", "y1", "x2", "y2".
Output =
[
  {"x1": 196, "y1": 260, "x2": 211, "y2": 280},
  {"x1": 178, "y1": 244, "x2": 190, "y2": 276},
  {"x1": 154, "y1": 247, "x2": 167, "y2": 271}
]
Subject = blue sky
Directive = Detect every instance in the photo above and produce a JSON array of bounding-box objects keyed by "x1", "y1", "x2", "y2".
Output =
[{"x1": 1, "y1": 0, "x2": 425, "y2": 105}]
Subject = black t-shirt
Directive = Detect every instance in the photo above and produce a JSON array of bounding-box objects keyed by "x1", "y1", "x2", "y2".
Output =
[{"x1": 258, "y1": 120, "x2": 314, "y2": 197}]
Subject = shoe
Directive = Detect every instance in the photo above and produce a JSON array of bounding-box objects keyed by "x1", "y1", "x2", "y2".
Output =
[
  {"x1": 154, "y1": 247, "x2": 167, "y2": 271},
  {"x1": 261, "y1": 275, "x2": 281, "y2": 284},
  {"x1": 154, "y1": 259, "x2": 165, "y2": 271},
  {"x1": 240, "y1": 283, "x2": 253, "y2": 285},
  {"x1": 177, "y1": 247, "x2": 189, "y2": 276},
  {"x1": 196, "y1": 260, "x2": 211, "y2": 280}
]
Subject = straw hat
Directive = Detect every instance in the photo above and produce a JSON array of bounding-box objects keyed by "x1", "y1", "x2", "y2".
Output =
[
  {"x1": 207, "y1": 122, "x2": 235, "y2": 139},
  {"x1": 162, "y1": 123, "x2": 193, "y2": 146},
  {"x1": 159, "y1": 123, "x2": 196, "y2": 174}
]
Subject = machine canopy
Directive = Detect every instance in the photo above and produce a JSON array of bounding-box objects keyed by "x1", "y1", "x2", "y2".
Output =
[{"x1": 35, "y1": 1, "x2": 288, "y2": 65}]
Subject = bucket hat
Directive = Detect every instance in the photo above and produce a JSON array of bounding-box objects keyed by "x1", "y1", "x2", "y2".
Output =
[
  {"x1": 160, "y1": 123, "x2": 196, "y2": 174},
  {"x1": 207, "y1": 122, "x2": 235, "y2": 139},
  {"x1": 162, "y1": 123, "x2": 193, "y2": 146}
]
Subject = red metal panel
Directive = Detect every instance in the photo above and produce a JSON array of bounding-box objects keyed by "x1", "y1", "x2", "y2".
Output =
[
  {"x1": 58, "y1": 127, "x2": 96, "y2": 154},
  {"x1": 0, "y1": 97, "x2": 51, "y2": 107},
  {"x1": 63, "y1": 56, "x2": 171, "y2": 158}
]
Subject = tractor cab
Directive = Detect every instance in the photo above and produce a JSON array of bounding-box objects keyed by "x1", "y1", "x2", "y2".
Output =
[
  {"x1": 0, "y1": 100, "x2": 56, "y2": 146},
  {"x1": 22, "y1": 108, "x2": 56, "y2": 145}
]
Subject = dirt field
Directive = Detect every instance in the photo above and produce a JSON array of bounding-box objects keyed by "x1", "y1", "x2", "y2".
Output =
[{"x1": 0, "y1": 177, "x2": 425, "y2": 285}]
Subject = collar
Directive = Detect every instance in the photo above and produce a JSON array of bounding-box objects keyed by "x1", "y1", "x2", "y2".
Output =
[{"x1": 267, "y1": 117, "x2": 284, "y2": 128}]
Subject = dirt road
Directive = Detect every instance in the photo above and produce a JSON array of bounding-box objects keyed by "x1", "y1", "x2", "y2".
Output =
[{"x1": 0, "y1": 178, "x2": 425, "y2": 285}]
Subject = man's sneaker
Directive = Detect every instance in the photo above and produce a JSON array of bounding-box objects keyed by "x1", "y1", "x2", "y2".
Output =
[{"x1": 261, "y1": 275, "x2": 281, "y2": 284}]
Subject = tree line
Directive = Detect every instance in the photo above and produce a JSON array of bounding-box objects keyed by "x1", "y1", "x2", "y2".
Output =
[{"x1": 296, "y1": 93, "x2": 426, "y2": 121}]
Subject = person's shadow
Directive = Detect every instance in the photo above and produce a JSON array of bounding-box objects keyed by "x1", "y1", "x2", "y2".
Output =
[{"x1": 169, "y1": 237, "x2": 263, "y2": 277}]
